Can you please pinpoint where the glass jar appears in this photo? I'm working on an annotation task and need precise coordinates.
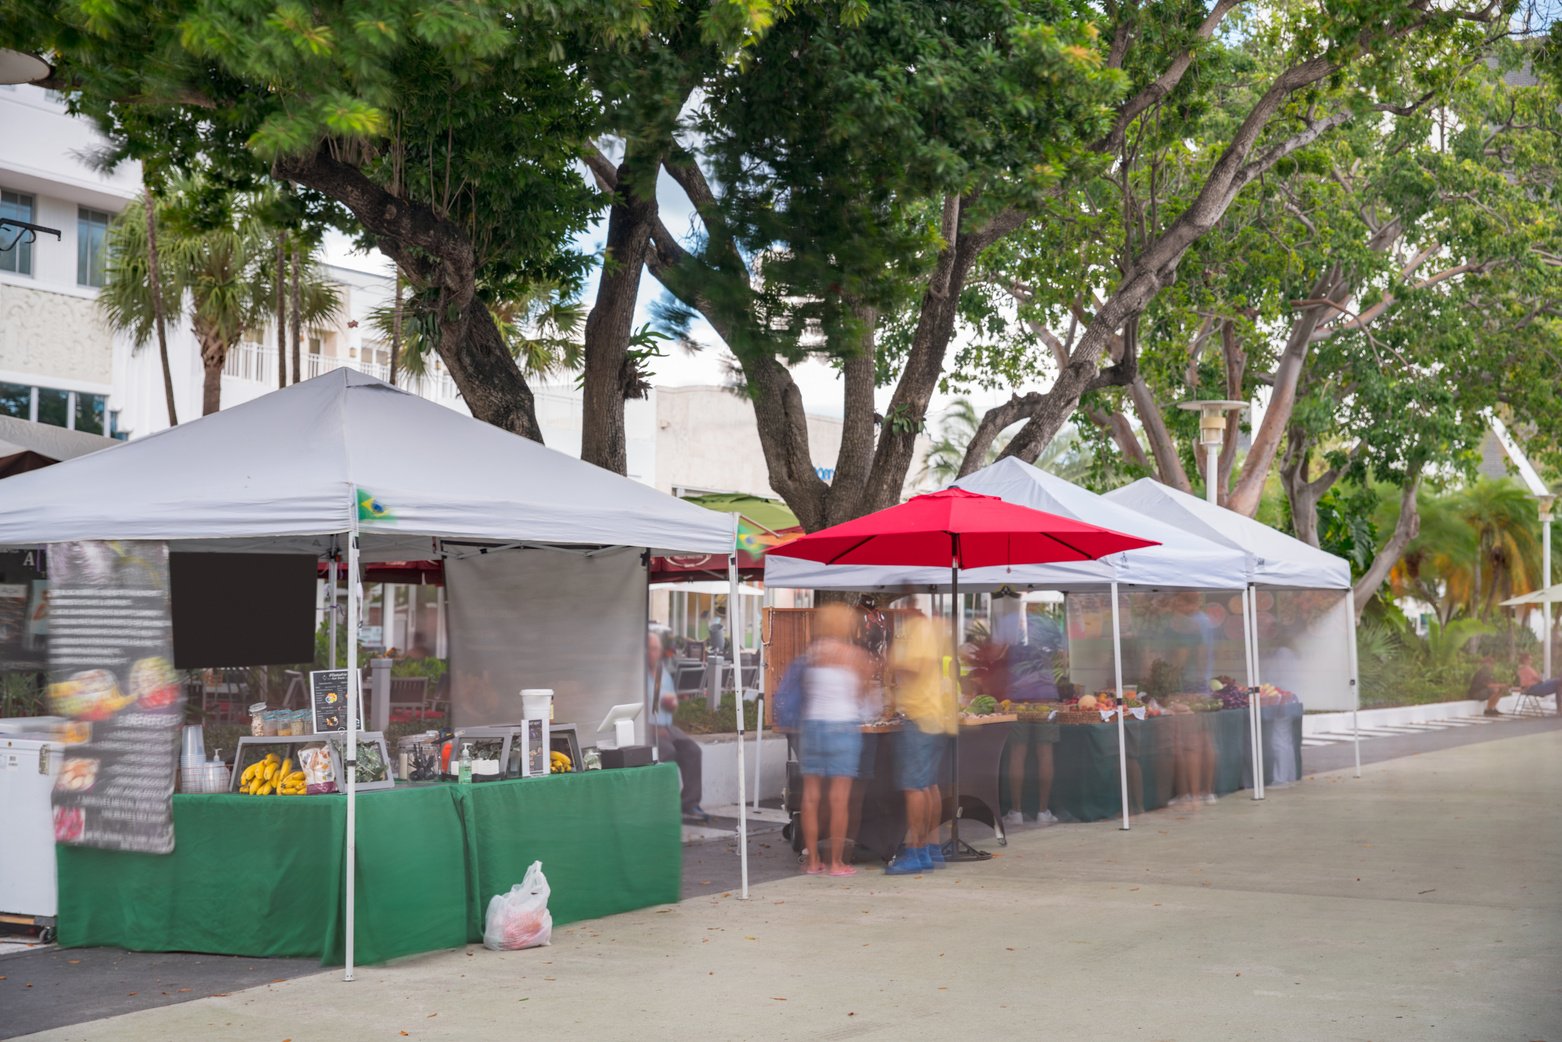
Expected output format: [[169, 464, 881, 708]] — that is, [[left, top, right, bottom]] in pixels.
[[249, 703, 269, 737]]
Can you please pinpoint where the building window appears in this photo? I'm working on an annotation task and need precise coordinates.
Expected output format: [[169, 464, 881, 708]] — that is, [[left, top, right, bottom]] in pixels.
[[77, 207, 111, 288], [73, 392, 106, 435], [0, 382, 31, 420], [0, 189, 36, 276], [35, 386, 69, 428]]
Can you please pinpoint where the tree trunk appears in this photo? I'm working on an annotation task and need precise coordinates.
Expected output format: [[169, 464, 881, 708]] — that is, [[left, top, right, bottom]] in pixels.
[[198, 332, 226, 415], [389, 270, 402, 387], [1353, 473, 1423, 620], [581, 145, 662, 475], [1217, 319, 1245, 501], [273, 146, 543, 440], [289, 243, 302, 383], [275, 231, 288, 387], [143, 185, 178, 427]]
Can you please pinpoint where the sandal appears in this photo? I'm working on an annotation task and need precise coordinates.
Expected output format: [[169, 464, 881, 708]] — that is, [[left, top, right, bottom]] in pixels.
[[828, 865, 857, 877]]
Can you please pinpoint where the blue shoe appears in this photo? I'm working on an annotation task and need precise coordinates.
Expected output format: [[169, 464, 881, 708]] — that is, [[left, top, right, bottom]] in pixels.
[[884, 850, 923, 876], [915, 845, 935, 870], [924, 844, 946, 868]]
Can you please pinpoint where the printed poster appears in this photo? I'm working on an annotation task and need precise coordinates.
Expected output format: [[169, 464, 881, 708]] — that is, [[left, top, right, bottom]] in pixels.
[[47, 541, 182, 854]]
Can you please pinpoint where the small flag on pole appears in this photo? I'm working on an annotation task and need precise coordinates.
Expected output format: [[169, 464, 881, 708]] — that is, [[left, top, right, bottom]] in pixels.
[[357, 488, 392, 521]]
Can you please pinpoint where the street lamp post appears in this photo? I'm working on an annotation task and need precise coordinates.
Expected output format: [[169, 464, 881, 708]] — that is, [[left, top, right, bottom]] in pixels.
[[1177, 400, 1250, 505], [1541, 494, 1555, 686]]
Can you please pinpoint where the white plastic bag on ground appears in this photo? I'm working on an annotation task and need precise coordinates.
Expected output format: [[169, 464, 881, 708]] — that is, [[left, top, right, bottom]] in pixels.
[[483, 860, 553, 951]]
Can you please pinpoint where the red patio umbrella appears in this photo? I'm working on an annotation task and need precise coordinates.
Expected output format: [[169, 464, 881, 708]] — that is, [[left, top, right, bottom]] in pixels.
[[768, 486, 1159, 861]]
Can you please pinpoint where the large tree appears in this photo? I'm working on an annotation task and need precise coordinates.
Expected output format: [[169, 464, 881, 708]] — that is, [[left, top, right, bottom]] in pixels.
[[624, 0, 1526, 531]]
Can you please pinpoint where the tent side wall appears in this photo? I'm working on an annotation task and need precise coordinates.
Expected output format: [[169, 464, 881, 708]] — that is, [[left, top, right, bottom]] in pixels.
[[445, 548, 647, 741]]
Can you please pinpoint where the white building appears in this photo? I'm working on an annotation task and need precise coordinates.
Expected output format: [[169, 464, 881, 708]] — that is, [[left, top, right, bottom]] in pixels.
[[0, 84, 139, 438]]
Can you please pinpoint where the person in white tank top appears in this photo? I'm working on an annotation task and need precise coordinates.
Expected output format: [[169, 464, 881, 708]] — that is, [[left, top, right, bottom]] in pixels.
[[799, 605, 875, 877]]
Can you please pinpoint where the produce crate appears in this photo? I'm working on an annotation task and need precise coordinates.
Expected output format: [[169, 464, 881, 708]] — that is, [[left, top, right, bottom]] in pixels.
[[230, 733, 394, 794]]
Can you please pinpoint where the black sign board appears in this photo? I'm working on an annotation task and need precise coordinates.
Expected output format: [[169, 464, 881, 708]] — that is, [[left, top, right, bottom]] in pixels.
[[310, 669, 352, 733], [48, 541, 182, 854]]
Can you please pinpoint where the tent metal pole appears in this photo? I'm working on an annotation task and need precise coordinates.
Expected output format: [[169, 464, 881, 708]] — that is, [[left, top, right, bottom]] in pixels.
[[344, 507, 360, 982], [1248, 587, 1265, 800], [754, 586, 771, 813], [328, 554, 338, 670], [730, 555, 749, 900], [1110, 581, 1130, 831], [1243, 587, 1260, 801], [1346, 588, 1361, 778]]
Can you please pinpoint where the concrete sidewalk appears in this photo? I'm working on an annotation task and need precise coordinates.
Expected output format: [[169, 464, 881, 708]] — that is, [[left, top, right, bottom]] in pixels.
[[16, 729, 1562, 1042]]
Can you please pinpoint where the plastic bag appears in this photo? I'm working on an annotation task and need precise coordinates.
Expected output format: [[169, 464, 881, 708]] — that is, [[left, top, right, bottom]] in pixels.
[[483, 860, 553, 951]]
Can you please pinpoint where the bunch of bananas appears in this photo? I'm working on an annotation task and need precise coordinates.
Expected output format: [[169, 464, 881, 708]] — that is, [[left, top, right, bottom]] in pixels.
[[240, 753, 307, 795], [549, 750, 572, 774]]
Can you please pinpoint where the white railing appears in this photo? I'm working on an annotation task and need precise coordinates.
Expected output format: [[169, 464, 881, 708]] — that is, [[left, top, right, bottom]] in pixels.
[[222, 341, 465, 408]]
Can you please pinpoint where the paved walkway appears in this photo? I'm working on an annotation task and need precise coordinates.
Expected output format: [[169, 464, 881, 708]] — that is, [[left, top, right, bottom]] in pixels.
[[13, 727, 1560, 1041]]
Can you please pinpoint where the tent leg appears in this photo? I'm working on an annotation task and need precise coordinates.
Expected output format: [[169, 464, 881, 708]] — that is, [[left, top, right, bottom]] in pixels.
[[1347, 588, 1361, 778], [1243, 587, 1260, 801], [344, 512, 360, 983], [328, 553, 338, 670], [1247, 588, 1265, 800], [730, 556, 749, 900], [1110, 581, 1130, 831]]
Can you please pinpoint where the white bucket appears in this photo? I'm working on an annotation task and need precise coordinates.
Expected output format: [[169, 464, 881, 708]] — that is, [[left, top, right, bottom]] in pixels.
[[520, 688, 554, 722]]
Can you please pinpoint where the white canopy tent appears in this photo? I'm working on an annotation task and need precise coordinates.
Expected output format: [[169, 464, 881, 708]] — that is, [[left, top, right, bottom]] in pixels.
[[763, 458, 1259, 828], [0, 369, 738, 974], [0, 415, 117, 473], [1105, 478, 1358, 783]]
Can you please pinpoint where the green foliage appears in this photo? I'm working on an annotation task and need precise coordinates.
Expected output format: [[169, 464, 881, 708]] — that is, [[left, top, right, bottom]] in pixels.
[[390, 656, 447, 685], [0, 672, 45, 718], [1422, 617, 1495, 670], [673, 693, 760, 735]]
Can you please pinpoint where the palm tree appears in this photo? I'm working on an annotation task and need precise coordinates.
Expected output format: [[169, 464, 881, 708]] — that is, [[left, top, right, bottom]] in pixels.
[[919, 397, 1092, 486], [367, 281, 584, 384], [101, 180, 340, 415], [1460, 478, 1543, 619]]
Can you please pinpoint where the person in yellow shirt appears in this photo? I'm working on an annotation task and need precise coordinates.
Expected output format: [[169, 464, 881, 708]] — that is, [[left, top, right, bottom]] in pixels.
[[885, 612, 956, 874]]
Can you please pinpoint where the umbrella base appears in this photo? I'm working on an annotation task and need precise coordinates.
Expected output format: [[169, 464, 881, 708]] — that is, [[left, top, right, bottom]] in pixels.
[[940, 837, 993, 863]]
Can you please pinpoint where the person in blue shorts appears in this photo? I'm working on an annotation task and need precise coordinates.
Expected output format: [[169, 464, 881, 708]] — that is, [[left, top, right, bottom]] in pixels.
[[885, 613, 956, 875], [799, 604, 875, 877]]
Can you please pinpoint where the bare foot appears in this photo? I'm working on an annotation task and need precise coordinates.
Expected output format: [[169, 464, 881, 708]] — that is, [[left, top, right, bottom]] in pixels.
[[828, 865, 857, 877]]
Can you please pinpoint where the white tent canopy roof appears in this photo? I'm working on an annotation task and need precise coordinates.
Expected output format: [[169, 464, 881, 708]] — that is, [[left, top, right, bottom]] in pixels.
[[1105, 478, 1351, 589], [0, 415, 118, 463], [0, 369, 734, 556], [763, 457, 1247, 591]]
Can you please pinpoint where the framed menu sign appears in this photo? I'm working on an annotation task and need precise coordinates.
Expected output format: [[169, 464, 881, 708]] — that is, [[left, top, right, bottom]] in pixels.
[[310, 669, 352, 733]]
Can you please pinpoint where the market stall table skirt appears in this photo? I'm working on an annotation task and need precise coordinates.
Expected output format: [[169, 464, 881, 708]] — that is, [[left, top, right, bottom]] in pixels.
[[55, 764, 682, 965]]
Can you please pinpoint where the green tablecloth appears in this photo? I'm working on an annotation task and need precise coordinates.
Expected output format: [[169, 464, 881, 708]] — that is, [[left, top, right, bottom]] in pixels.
[[57, 764, 682, 965], [1045, 706, 1304, 823]]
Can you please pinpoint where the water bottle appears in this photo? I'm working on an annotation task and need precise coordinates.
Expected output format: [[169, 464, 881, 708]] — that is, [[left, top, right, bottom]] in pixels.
[[458, 743, 473, 785]]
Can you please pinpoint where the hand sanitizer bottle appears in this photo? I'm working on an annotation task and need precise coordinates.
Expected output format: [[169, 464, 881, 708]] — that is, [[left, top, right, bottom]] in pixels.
[[458, 742, 473, 785]]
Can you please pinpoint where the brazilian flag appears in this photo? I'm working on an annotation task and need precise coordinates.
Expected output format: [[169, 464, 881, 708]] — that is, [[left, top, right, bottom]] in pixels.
[[356, 488, 393, 522]]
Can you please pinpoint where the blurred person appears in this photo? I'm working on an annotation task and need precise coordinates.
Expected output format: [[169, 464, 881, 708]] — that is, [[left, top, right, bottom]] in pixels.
[[885, 612, 956, 874], [707, 610, 726, 657], [647, 630, 706, 822], [1503, 652, 1560, 714], [800, 603, 875, 877], [1469, 655, 1502, 715], [1003, 613, 1062, 827]]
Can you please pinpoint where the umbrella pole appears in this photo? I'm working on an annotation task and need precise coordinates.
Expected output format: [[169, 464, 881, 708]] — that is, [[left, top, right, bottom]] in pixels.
[[1110, 581, 1130, 831], [1346, 588, 1361, 778], [943, 557, 991, 862]]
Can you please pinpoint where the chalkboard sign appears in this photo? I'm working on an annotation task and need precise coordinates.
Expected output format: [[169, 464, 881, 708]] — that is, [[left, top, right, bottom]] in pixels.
[[310, 669, 352, 733]]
